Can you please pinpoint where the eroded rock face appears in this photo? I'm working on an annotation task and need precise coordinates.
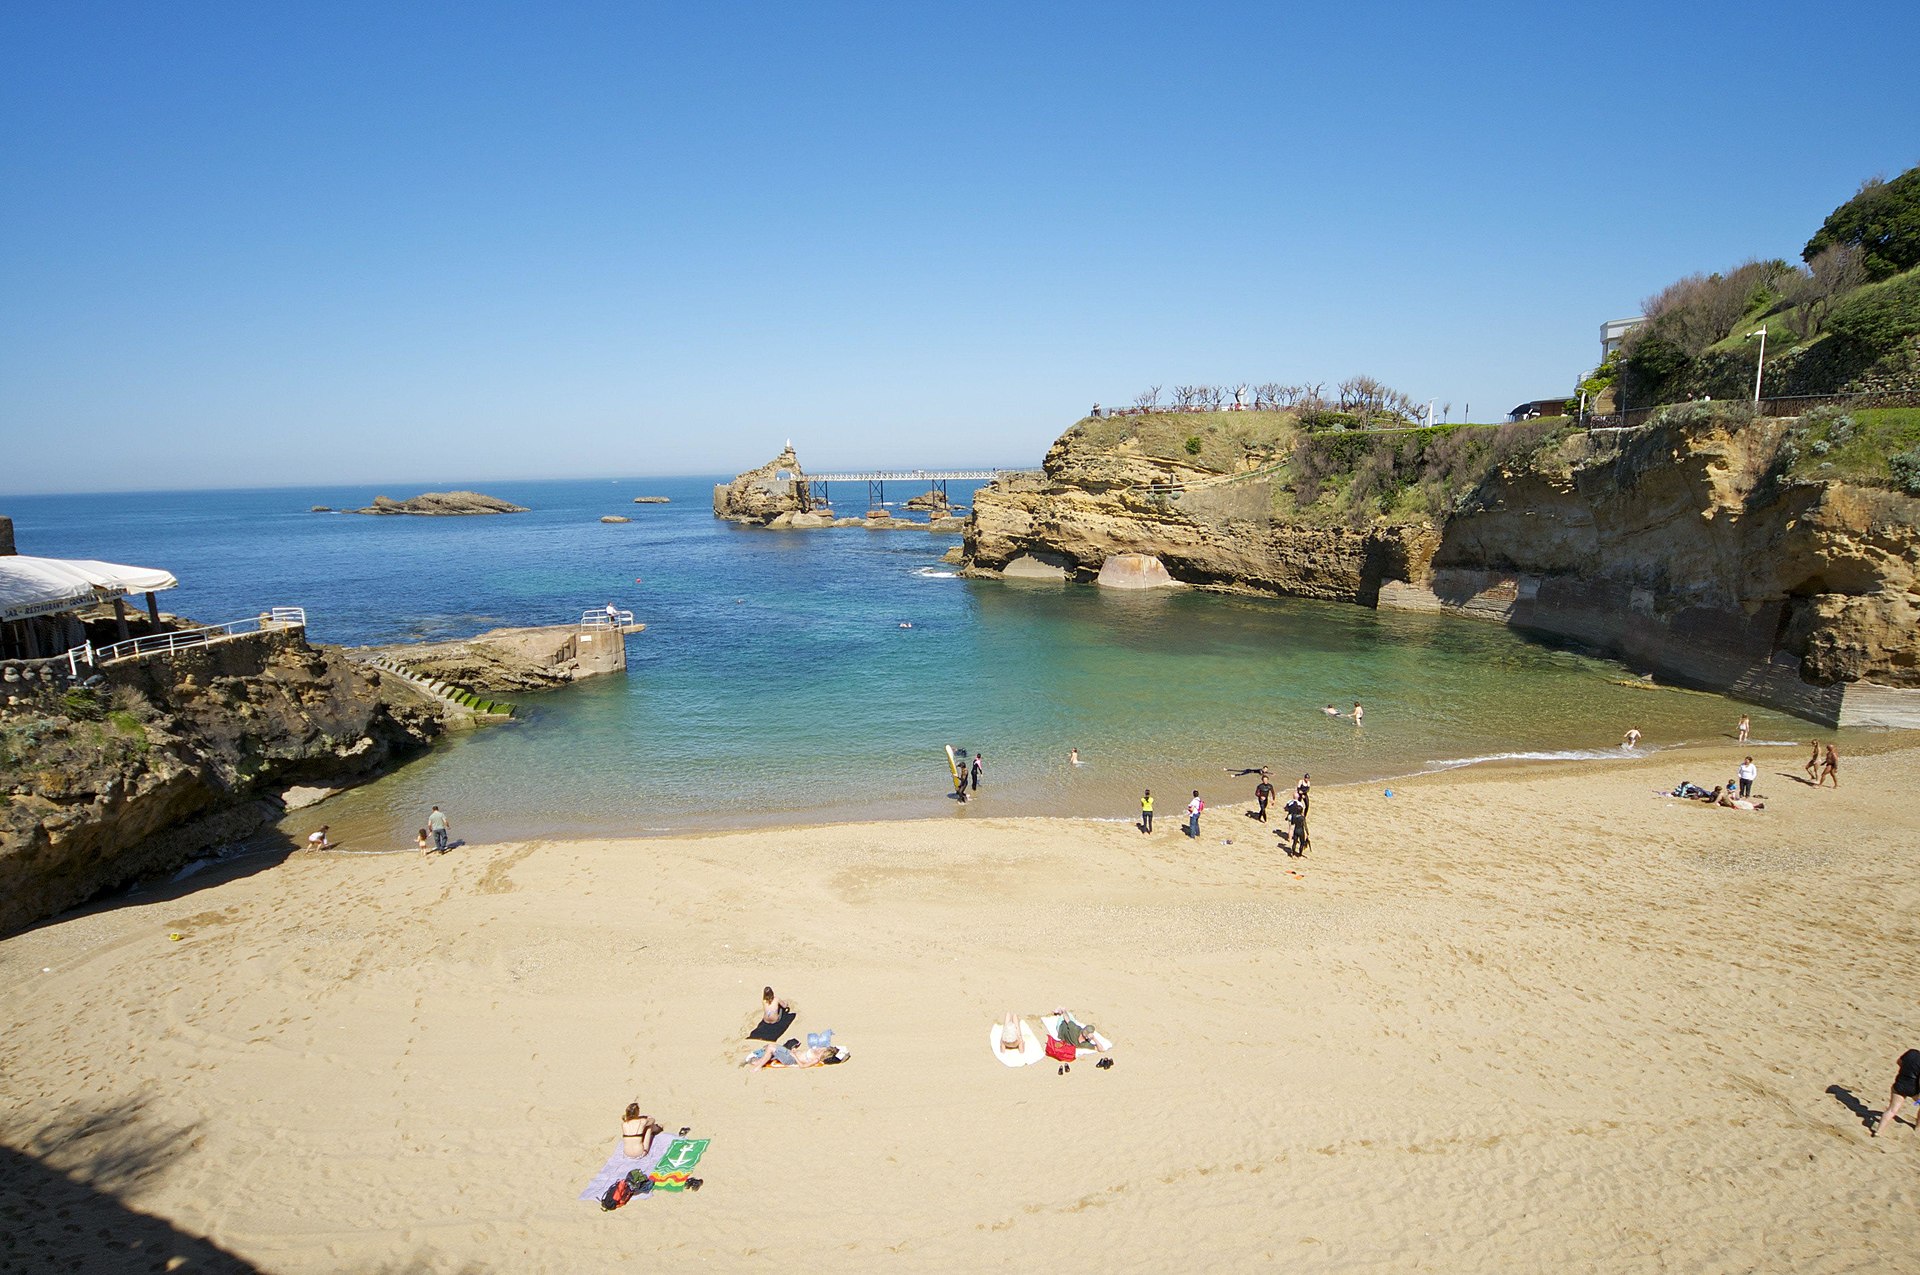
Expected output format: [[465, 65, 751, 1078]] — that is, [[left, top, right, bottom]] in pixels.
[[343, 491, 528, 516], [963, 414, 1920, 715], [713, 448, 811, 524], [0, 629, 441, 936], [1098, 553, 1179, 589]]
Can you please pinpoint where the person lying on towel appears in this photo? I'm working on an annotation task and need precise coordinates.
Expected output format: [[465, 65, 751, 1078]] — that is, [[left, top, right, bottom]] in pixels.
[[744, 1041, 849, 1068], [1053, 1013, 1108, 1050]]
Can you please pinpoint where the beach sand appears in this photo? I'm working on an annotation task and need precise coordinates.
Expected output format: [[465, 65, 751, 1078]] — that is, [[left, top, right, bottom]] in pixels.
[[4, 742, 1919, 1272]]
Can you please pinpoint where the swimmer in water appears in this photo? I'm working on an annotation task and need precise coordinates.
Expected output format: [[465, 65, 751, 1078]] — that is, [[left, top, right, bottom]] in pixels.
[[1623, 727, 1642, 749], [1323, 704, 1340, 716], [899, 622, 912, 628], [1069, 748, 1083, 766]]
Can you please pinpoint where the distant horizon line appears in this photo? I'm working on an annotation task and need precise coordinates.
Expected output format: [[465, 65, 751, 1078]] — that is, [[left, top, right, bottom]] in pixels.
[[0, 464, 1037, 503]]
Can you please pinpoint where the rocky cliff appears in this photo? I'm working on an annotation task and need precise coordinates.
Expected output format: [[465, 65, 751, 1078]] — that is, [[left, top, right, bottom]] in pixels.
[[713, 447, 812, 524], [0, 628, 441, 935], [965, 409, 1920, 725]]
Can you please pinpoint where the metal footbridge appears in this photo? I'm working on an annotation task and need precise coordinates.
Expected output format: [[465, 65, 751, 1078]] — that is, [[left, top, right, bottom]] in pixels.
[[805, 468, 1038, 509]]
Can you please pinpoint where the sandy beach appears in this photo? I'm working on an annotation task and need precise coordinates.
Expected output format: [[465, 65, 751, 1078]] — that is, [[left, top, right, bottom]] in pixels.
[[5, 741, 1920, 1273]]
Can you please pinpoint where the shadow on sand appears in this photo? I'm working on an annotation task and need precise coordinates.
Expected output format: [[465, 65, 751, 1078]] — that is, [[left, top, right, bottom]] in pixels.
[[0, 1098, 260, 1274]]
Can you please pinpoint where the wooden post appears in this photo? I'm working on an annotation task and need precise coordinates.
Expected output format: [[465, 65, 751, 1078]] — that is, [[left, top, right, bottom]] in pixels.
[[145, 591, 161, 627], [113, 596, 130, 641]]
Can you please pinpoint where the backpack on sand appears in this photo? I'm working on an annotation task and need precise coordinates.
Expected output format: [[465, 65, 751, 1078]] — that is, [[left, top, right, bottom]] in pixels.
[[600, 1178, 633, 1211]]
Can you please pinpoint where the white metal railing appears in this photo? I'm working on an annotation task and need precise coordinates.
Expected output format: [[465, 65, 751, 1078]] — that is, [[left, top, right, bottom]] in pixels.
[[580, 608, 635, 630], [91, 607, 307, 666]]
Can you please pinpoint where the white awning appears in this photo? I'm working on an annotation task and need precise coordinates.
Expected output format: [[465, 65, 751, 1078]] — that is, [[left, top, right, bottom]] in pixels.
[[0, 556, 179, 623]]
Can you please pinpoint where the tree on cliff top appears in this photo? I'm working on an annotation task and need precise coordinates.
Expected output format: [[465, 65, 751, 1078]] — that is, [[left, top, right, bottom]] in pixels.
[[1804, 166, 1920, 282]]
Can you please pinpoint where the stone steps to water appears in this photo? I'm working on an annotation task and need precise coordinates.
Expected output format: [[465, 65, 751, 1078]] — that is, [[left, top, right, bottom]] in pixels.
[[358, 656, 515, 720]]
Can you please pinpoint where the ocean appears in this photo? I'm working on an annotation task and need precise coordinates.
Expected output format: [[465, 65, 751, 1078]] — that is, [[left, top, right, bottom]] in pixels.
[[2, 476, 1819, 846]]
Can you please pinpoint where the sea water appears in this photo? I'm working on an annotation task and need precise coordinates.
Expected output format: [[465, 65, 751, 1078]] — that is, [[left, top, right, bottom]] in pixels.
[[2, 476, 1816, 845]]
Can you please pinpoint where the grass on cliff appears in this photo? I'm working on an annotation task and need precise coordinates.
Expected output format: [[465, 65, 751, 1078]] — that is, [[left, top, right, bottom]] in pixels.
[[1063, 410, 1586, 527], [1785, 406, 1920, 492], [1067, 410, 1298, 474]]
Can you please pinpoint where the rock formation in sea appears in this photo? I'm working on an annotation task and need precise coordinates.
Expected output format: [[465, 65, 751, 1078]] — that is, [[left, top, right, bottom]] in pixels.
[[631, 496, 671, 504], [713, 446, 812, 524], [600, 515, 631, 523], [963, 407, 1920, 726], [343, 491, 529, 516], [0, 626, 442, 935]]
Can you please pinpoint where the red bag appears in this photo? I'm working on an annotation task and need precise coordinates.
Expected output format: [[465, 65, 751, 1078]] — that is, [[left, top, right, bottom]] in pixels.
[[1044, 1035, 1076, 1062]]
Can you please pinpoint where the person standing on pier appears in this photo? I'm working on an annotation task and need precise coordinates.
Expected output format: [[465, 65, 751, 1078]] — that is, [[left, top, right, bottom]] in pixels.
[[970, 752, 984, 793]]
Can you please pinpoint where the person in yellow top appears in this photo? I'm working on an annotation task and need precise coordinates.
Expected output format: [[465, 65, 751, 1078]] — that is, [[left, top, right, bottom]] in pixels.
[[1140, 789, 1154, 834]]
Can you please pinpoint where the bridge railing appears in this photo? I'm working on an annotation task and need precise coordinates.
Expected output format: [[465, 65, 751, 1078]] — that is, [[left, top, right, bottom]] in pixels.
[[91, 607, 308, 668]]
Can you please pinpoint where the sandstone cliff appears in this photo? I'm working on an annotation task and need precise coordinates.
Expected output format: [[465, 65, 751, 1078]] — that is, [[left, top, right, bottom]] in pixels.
[[964, 409, 1920, 725], [713, 447, 812, 524], [343, 491, 528, 516], [0, 628, 441, 935]]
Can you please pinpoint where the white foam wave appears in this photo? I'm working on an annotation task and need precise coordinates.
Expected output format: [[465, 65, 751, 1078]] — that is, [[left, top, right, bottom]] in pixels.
[[1420, 748, 1642, 773], [913, 568, 957, 578]]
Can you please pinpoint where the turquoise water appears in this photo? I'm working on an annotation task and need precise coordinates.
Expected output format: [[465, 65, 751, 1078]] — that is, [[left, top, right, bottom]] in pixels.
[[2, 477, 1815, 844]]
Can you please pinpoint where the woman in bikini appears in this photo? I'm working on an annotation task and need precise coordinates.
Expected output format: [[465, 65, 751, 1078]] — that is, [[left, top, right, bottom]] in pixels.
[[621, 1103, 663, 1157], [1805, 741, 1822, 783]]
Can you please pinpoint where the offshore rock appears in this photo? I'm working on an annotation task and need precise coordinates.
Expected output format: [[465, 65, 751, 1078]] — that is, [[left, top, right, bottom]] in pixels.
[[344, 491, 528, 516], [631, 496, 671, 504], [713, 447, 811, 525]]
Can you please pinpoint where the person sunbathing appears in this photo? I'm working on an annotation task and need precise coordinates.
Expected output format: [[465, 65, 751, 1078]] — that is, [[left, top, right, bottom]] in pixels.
[[620, 1103, 663, 1157], [745, 1042, 848, 1068], [1052, 1011, 1108, 1051], [998, 1012, 1025, 1055]]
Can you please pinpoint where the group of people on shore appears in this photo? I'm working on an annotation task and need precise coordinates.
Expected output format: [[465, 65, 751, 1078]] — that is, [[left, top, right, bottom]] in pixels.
[[1130, 767, 1310, 856]]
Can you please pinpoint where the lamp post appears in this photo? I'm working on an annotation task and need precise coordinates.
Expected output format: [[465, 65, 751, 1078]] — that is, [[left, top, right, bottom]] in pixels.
[[1747, 325, 1768, 407]]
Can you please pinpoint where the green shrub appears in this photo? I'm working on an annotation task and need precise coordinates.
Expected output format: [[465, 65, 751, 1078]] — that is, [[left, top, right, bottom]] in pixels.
[[60, 687, 104, 720], [1826, 269, 1920, 357], [1890, 446, 1920, 495], [1183, 435, 1202, 455]]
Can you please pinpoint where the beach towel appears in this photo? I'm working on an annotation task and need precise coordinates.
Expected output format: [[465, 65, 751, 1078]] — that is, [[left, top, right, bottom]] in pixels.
[[578, 1138, 668, 1203], [1042, 1014, 1113, 1058], [748, 1009, 796, 1042], [647, 1137, 710, 1191], [988, 1018, 1044, 1067]]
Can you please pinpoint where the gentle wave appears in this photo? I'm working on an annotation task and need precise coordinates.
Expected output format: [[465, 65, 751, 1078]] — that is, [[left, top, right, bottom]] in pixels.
[[913, 567, 957, 578], [1419, 747, 1648, 773]]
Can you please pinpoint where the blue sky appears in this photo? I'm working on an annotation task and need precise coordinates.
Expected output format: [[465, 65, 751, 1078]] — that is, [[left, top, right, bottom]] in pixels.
[[3, 1, 1916, 494]]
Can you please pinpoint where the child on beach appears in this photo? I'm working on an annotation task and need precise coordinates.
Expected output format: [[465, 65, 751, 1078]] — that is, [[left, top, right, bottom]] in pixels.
[[416, 829, 430, 855], [306, 826, 331, 849], [1872, 1048, 1920, 1136]]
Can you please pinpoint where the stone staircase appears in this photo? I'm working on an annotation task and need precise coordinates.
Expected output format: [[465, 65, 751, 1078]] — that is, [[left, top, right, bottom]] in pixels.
[[360, 655, 515, 724]]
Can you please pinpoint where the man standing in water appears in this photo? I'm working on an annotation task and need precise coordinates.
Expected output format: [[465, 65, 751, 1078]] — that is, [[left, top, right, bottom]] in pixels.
[[970, 752, 984, 793], [1186, 790, 1204, 839], [427, 804, 450, 853]]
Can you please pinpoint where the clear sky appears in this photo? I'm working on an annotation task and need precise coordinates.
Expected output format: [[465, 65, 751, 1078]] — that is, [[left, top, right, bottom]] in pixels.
[[3, 1, 1916, 494]]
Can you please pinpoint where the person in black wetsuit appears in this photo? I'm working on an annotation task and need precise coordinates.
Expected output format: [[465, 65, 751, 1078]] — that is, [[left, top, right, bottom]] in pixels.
[[1253, 776, 1275, 823], [1873, 1048, 1920, 1136]]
